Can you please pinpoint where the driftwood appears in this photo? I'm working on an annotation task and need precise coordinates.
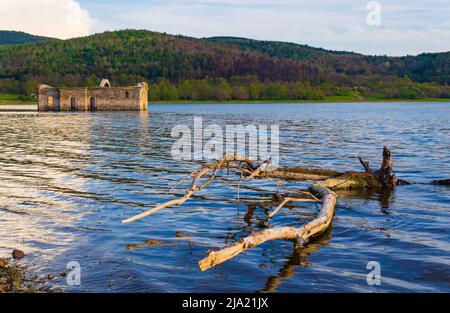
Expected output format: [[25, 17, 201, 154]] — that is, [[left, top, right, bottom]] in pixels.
[[198, 185, 337, 271], [197, 147, 400, 271], [311, 146, 399, 191], [257, 146, 400, 192], [262, 167, 342, 181], [122, 146, 430, 272]]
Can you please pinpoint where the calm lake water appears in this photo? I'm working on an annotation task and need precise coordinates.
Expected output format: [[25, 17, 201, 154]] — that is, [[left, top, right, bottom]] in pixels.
[[0, 102, 449, 292]]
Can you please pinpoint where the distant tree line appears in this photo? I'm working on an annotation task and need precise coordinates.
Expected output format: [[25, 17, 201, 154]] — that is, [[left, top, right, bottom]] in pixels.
[[146, 76, 450, 101], [1, 74, 449, 102], [0, 29, 449, 101]]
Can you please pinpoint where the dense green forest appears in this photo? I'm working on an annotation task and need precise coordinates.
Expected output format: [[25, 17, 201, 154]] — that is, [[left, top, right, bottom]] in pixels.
[[0, 29, 449, 102], [0, 30, 54, 45]]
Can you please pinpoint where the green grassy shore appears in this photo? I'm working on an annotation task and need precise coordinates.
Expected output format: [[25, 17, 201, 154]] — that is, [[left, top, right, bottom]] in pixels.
[[153, 97, 450, 104], [1, 92, 449, 106], [0, 93, 34, 105]]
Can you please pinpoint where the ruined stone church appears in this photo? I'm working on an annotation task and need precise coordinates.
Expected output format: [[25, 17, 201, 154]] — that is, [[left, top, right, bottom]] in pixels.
[[38, 79, 149, 112]]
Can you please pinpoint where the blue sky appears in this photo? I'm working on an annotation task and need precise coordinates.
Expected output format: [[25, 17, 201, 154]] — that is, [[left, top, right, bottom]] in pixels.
[[1, 0, 449, 56]]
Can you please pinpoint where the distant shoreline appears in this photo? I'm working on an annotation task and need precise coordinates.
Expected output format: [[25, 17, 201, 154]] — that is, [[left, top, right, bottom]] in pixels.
[[1, 98, 450, 110], [152, 98, 450, 104]]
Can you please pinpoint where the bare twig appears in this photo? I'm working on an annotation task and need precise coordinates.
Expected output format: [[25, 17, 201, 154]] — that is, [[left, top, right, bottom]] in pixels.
[[122, 154, 257, 224], [358, 156, 372, 173]]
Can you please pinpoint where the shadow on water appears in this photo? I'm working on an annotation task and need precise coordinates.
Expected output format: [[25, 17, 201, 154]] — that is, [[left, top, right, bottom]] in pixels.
[[259, 228, 333, 293], [337, 188, 395, 213]]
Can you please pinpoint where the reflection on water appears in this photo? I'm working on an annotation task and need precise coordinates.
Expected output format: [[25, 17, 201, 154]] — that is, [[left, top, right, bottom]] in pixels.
[[0, 102, 450, 292], [260, 229, 333, 293]]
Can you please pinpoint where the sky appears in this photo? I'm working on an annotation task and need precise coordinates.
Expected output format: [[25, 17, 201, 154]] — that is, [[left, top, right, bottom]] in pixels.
[[0, 0, 449, 56]]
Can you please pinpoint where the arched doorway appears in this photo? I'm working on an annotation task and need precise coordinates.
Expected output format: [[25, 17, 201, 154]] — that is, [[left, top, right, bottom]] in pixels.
[[48, 96, 60, 112], [90, 97, 96, 111], [70, 97, 77, 111]]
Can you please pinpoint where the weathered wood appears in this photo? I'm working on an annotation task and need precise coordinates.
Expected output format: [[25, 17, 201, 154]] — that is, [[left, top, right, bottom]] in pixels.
[[314, 171, 382, 190], [255, 147, 400, 192], [358, 156, 372, 173], [198, 185, 337, 271], [261, 167, 342, 181], [312, 146, 399, 191], [376, 146, 397, 187]]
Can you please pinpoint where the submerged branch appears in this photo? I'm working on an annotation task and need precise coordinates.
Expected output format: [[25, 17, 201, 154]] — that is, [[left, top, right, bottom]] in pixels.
[[268, 197, 320, 219], [122, 146, 441, 273], [198, 185, 337, 271], [122, 154, 259, 224]]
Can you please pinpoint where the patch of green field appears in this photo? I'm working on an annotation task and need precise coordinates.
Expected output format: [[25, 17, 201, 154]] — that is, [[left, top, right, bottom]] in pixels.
[[0, 93, 34, 105]]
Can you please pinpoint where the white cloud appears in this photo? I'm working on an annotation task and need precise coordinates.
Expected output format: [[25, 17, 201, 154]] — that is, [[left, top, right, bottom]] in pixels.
[[2, 0, 449, 55], [0, 0, 94, 39]]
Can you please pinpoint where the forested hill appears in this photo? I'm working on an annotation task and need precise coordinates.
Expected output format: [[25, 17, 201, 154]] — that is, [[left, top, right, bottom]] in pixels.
[[0, 29, 449, 101], [0, 30, 55, 45], [206, 36, 450, 85], [205, 36, 345, 60]]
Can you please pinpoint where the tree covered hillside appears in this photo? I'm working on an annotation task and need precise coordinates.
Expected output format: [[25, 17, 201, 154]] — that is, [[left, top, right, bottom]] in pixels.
[[0, 29, 449, 101], [0, 30, 55, 45]]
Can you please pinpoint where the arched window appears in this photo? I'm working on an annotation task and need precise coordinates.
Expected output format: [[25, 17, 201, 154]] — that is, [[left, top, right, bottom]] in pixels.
[[100, 79, 111, 88], [70, 97, 77, 111], [125, 91, 130, 99]]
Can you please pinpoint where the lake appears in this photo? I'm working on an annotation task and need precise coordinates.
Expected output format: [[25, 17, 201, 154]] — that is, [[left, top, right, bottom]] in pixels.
[[0, 102, 449, 292]]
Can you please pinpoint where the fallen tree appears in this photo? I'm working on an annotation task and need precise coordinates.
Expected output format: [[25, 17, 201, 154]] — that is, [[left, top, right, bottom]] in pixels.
[[122, 146, 417, 271], [312, 146, 399, 190]]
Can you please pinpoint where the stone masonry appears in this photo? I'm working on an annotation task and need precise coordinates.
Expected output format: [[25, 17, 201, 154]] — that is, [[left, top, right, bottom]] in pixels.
[[38, 79, 149, 112]]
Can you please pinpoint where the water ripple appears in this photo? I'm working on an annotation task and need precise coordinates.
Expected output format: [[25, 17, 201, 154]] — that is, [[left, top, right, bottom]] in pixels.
[[0, 103, 449, 292]]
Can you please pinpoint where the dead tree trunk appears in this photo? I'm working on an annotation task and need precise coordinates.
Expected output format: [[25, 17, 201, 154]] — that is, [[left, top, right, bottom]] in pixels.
[[312, 146, 399, 191], [376, 146, 397, 187], [121, 146, 419, 272]]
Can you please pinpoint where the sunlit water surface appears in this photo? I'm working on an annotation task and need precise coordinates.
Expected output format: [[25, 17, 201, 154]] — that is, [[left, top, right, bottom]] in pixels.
[[0, 102, 449, 292]]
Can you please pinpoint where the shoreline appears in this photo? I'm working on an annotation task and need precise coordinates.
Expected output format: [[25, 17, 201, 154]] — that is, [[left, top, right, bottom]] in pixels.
[[0, 257, 51, 293], [1, 98, 449, 110], [151, 98, 450, 104]]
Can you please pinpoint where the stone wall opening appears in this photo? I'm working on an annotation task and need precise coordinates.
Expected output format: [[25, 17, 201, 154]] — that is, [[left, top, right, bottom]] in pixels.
[[47, 96, 60, 111], [90, 97, 96, 111], [100, 79, 111, 88], [70, 97, 77, 111]]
